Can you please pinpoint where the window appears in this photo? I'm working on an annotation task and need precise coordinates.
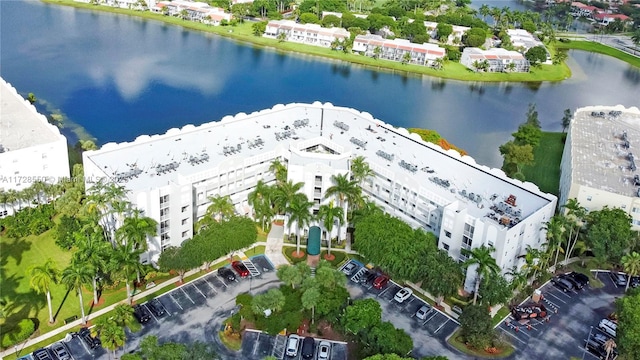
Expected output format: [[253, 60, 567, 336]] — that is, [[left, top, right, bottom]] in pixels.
[[160, 195, 169, 204], [587, 196, 592, 201], [182, 205, 189, 213], [182, 231, 189, 238], [160, 208, 169, 217], [444, 231, 451, 238], [443, 243, 450, 251], [161, 233, 170, 241], [182, 218, 188, 225]]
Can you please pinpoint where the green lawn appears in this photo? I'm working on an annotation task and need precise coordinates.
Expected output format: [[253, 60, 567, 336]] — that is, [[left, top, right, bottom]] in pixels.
[[43, 0, 571, 82], [554, 39, 640, 68], [522, 132, 565, 196]]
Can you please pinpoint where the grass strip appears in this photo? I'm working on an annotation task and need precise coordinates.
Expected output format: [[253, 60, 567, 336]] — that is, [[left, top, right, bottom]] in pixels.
[[522, 131, 565, 196], [554, 39, 640, 68]]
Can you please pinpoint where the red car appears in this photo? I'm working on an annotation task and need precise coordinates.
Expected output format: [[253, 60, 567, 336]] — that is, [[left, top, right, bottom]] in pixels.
[[231, 261, 249, 277], [373, 275, 389, 290]]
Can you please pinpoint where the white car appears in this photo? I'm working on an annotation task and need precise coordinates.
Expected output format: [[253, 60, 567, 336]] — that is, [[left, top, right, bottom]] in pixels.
[[286, 335, 300, 357], [415, 305, 431, 320], [317, 340, 331, 359], [394, 287, 413, 303]]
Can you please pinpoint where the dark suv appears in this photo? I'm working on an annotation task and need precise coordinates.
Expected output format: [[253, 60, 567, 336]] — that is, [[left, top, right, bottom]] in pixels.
[[568, 272, 590, 287], [78, 327, 101, 349], [133, 304, 152, 324], [301, 337, 315, 359], [560, 273, 584, 290], [218, 267, 237, 281], [551, 276, 574, 292], [147, 299, 166, 317]]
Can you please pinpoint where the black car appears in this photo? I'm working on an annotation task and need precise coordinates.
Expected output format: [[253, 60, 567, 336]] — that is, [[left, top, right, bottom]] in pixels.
[[551, 277, 574, 292], [32, 348, 54, 360], [365, 271, 378, 284], [133, 304, 152, 324], [301, 337, 316, 359], [585, 339, 607, 359], [147, 299, 166, 317], [630, 275, 640, 288], [568, 272, 590, 287], [78, 327, 101, 349], [218, 267, 237, 282], [50, 342, 71, 360], [591, 332, 610, 347], [560, 273, 584, 290]]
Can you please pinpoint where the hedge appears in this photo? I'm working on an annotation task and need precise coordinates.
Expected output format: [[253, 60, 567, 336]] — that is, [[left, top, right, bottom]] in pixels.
[[1, 318, 35, 348]]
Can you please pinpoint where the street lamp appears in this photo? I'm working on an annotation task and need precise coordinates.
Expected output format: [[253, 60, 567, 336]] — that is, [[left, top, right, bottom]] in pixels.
[[581, 326, 593, 360]]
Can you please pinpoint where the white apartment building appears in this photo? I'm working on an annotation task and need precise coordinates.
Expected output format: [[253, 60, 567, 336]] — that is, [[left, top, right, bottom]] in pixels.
[[353, 34, 446, 66], [263, 20, 350, 48], [460, 47, 530, 73], [83, 103, 556, 289], [152, 0, 231, 24], [0, 78, 70, 209], [506, 29, 545, 53], [560, 105, 640, 229]]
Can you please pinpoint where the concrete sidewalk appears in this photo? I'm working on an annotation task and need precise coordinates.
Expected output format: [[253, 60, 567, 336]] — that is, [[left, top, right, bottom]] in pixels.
[[264, 223, 289, 268]]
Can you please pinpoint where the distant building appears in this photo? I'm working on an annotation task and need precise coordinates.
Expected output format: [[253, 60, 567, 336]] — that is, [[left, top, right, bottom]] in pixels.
[[592, 12, 632, 25], [353, 34, 446, 66], [560, 105, 640, 229], [0, 78, 70, 211], [571, 2, 602, 17], [263, 20, 350, 48], [506, 29, 545, 52], [83, 102, 556, 291], [424, 21, 469, 45], [152, 0, 231, 25], [460, 48, 530, 73]]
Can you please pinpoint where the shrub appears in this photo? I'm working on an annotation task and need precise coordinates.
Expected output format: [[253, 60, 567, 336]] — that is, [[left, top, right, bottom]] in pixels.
[[1, 318, 35, 348]]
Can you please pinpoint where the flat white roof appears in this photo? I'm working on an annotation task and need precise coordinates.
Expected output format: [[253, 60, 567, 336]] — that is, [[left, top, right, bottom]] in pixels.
[[569, 105, 640, 197], [85, 102, 554, 220], [0, 78, 64, 152]]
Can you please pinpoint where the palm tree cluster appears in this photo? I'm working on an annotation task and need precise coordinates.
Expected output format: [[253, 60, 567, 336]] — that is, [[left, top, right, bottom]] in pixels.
[[0, 180, 65, 213], [248, 157, 374, 257]]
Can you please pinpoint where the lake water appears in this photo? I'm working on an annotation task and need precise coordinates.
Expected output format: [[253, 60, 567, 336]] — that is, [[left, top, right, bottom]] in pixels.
[[1, 0, 638, 167]]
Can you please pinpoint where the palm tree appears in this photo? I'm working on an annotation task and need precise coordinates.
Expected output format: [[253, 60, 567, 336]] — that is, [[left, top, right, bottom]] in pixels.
[[116, 209, 157, 265], [350, 156, 374, 187], [350, 200, 382, 226], [462, 245, 500, 305], [73, 232, 111, 305], [29, 259, 60, 324], [269, 158, 288, 185], [324, 173, 361, 243], [631, 29, 640, 55], [603, 338, 616, 360], [286, 194, 314, 255], [110, 243, 145, 305], [542, 215, 566, 269], [91, 317, 126, 360], [317, 201, 344, 258], [248, 180, 273, 230], [62, 262, 93, 324], [521, 245, 544, 283], [196, 195, 235, 232], [621, 252, 640, 291], [479, 4, 490, 22], [562, 199, 587, 265], [273, 180, 304, 217]]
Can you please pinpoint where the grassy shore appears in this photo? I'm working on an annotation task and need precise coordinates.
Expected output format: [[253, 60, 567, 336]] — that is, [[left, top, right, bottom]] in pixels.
[[42, 0, 571, 82], [555, 39, 640, 68], [522, 132, 565, 196]]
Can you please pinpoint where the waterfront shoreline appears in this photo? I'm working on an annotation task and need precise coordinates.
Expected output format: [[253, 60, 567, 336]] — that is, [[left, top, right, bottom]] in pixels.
[[42, 0, 573, 83]]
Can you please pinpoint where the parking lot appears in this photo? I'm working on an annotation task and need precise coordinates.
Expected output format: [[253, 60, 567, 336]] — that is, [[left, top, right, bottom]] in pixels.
[[24, 255, 281, 360], [339, 260, 462, 359], [496, 270, 625, 360], [240, 331, 348, 360]]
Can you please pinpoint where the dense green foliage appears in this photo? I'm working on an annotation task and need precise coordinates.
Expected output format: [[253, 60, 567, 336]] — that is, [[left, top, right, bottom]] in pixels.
[[525, 46, 548, 65], [1, 318, 35, 348], [459, 304, 494, 349], [585, 207, 633, 264], [477, 272, 512, 306], [0, 204, 55, 238], [343, 299, 382, 334], [120, 335, 218, 360], [499, 103, 542, 180], [462, 28, 487, 47], [616, 288, 640, 359]]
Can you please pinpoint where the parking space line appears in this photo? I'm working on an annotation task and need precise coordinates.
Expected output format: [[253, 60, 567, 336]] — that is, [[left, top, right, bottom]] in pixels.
[[499, 328, 527, 345], [544, 291, 567, 304], [77, 336, 92, 355], [578, 345, 600, 359], [252, 333, 261, 355], [144, 303, 159, 322], [193, 283, 207, 299], [205, 278, 218, 294], [217, 275, 229, 288], [181, 287, 196, 304], [434, 319, 449, 333], [169, 293, 183, 310], [378, 287, 390, 297], [158, 299, 172, 316]]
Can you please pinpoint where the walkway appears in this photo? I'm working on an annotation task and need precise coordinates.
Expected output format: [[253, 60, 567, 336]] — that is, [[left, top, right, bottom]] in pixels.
[[264, 223, 289, 268]]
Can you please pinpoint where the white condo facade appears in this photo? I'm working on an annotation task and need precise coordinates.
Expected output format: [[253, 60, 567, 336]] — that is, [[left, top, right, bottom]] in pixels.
[[353, 34, 446, 66], [560, 105, 640, 228], [83, 103, 556, 289], [0, 78, 70, 212], [263, 20, 350, 48]]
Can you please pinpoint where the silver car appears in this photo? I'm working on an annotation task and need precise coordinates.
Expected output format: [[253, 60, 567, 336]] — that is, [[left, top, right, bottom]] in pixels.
[[415, 305, 431, 320], [50, 342, 71, 360], [317, 341, 331, 359]]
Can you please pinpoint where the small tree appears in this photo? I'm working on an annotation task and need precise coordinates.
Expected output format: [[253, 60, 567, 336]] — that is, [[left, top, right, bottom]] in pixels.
[[561, 108, 572, 133], [525, 45, 547, 66], [459, 304, 494, 349]]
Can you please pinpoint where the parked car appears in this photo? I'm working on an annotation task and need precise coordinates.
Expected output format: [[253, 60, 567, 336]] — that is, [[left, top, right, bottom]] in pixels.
[[585, 339, 608, 359], [317, 340, 331, 359], [147, 299, 166, 317], [415, 305, 431, 320], [591, 332, 610, 346], [609, 271, 627, 287], [598, 318, 617, 338], [365, 271, 378, 284], [32, 349, 54, 360], [372, 275, 389, 290], [560, 273, 584, 290], [568, 272, 590, 287], [286, 335, 300, 357], [551, 276, 574, 292], [50, 342, 71, 360], [133, 304, 152, 324], [301, 337, 315, 359], [342, 262, 358, 276], [394, 287, 413, 303], [78, 327, 101, 349], [231, 261, 250, 278], [631, 275, 640, 288], [354, 269, 370, 283], [218, 267, 237, 281]]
